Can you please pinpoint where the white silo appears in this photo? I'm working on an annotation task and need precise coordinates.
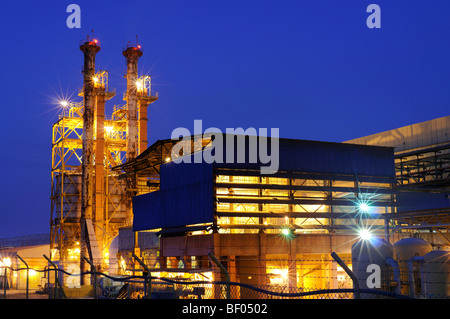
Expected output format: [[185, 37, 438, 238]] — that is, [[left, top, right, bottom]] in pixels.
[[393, 237, 432, 296], [351, 237, 393, 298]]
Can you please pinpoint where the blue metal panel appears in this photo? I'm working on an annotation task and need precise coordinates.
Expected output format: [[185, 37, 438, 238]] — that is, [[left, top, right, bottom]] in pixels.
[[397, 192, 450, 213], [133, 191, 163, 231], [133, 161, 214, 231], [211, 136, 394, 178]]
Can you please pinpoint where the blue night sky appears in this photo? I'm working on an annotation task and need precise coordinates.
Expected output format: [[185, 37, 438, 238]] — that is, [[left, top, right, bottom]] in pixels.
[[0, 1, 449, 238]]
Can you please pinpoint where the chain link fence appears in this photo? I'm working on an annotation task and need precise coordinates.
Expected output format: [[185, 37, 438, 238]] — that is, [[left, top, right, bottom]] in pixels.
[[2, 256, 448, 300]]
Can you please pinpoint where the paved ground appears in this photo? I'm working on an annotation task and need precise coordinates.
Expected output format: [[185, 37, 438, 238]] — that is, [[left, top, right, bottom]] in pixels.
[[0, 289, 49, 299]]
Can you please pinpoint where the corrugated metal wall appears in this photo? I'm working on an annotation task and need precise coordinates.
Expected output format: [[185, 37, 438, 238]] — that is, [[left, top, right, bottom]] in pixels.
[[345, 115, 450, 152], [133, 136, 394, 231], [214, 136, 394, 178], [133, 161, 214, 231]]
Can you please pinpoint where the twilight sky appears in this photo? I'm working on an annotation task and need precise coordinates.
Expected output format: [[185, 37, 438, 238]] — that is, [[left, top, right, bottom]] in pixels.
[[0, 0, 449, 238]]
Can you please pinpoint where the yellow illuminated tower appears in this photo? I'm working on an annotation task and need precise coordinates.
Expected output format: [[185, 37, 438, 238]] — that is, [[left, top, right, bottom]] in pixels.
[[50, 36, 158, 278]]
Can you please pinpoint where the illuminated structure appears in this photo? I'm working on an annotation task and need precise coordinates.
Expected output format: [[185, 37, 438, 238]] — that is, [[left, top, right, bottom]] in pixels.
[[50, 36, 158, 275], [346, 116, 450, 243], [116, 135, 396, 296]]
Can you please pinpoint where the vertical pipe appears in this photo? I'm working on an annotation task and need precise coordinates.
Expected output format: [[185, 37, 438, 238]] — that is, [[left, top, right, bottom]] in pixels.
[[123, 44, 143, 230], [80, 38, 100, 285], [123, 45, 143, 162], [95, 93, 106, 263], [138, 99, 149, 155]]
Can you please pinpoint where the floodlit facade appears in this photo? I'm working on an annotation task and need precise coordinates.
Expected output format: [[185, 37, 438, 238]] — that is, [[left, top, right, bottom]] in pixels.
[[0, 244, 49, 291]]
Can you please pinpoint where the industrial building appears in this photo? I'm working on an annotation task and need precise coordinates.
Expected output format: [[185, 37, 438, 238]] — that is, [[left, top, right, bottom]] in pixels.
[[0, 234, 49, 292], [114, 117, 450, 298], [115, 134, 397, 295]]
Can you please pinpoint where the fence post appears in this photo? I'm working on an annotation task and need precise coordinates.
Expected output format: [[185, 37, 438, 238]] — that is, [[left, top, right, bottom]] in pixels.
[[132, 252, 152, 299], [208, 252, 230, 299], [43, 255, 58, 299], [80, 254, 97, 299], [331, 252, 360, 299], [16, 255, 29, 299], [2, 263, 7, 299]]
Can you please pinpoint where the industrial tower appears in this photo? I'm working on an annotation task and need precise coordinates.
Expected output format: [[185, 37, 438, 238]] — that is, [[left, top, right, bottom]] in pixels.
[[50, 36, 158, 277]]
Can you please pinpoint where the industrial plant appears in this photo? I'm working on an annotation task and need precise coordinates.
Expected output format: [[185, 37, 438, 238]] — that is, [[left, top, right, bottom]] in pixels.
[[0, 36, 449, 300]]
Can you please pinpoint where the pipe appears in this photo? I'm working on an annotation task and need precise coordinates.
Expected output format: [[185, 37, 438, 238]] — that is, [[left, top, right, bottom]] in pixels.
[[385, 257, 401, 295], [331, 252, 360, 299], [132, 252, 152, 299], [79, 38, 100, 285], [123, 45, 142, 162], [16, 255, 29, 299], [407, 256, 424, 297], [208, 252, 230, 299]]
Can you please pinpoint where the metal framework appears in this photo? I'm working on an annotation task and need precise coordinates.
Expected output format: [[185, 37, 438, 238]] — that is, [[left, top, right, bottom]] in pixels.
[[385, 143, 450, 237], [396, 143, 450, 187], [212, 169, 396, 236], [50, 60, 158, 269]]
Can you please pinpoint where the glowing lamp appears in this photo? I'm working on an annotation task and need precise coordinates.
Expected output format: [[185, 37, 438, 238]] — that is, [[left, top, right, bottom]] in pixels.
[[359, 203, 370, 213], [358, 229, 372, 240], [1, 258, 11, 267], [136, 80, 144, 91], [60, 101, 69, 107]]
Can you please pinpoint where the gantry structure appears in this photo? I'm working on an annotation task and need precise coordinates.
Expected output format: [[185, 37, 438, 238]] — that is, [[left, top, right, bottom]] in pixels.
[[50, 36, 158, 275]]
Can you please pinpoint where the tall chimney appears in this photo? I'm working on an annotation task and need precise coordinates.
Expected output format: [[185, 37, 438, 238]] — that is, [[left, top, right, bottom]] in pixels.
[[79, 36, 100, 284], [123, 44, 143, 161]]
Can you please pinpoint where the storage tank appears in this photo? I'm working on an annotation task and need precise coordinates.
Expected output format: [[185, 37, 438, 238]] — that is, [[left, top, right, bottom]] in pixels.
[[393, 237, 432, 295], [352, 237, 393, 298], [423, 250, 450, 298]]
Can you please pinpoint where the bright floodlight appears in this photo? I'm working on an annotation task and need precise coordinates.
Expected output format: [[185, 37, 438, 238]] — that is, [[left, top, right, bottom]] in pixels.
[[104, 126, 113, 133], [359, 202, 370, 213], [282, 228, 290, 236], [359, 229, 372, 240], [60, 101, 69, 107]]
